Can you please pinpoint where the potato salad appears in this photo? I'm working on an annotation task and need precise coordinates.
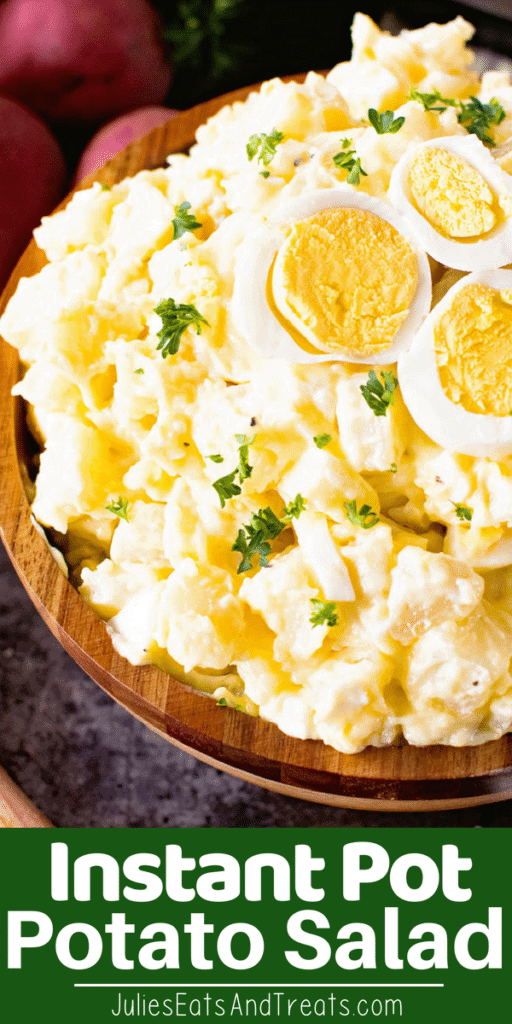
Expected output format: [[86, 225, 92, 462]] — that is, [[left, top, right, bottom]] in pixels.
[[6, 12, 512, 753]]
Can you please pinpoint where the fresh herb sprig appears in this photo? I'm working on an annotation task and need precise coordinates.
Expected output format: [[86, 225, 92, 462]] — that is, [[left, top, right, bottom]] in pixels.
[[172, 201, 202, 240], [407, 88, 458, 113], [310, 599, 339, 628], [333, 139, 367, 185], [235, 434, 255, 483], [344, 499, 380, 530], [313, 433, 332, 449], [457, 96, 505, 146], [154, 298, 209, 358], [408, 88, 505, 145], [232, 494, 306, 573], [212, 434, 255, 506], [282, 494, 307, 520], [360, 370, 397, 417], [368, 108, 405, 134], [247, 128, 285, 166], [213, 468, 242, 508], [452, 502, 473, 522], [106, 496, 130, 521]]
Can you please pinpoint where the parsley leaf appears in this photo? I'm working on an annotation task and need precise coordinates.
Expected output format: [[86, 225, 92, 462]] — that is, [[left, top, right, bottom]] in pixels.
[[232, 496, 305, 573], [390, 462, 398, 473], [457, 96, 505, 146], [172, 200, 202, 240], [407, 88, 458, 113], [212, 434, 256, 505], [333, 139, 367, 184], [260, 170, 270, 178], [360, 370, 397, 417], [452, 502, 473, 522], [344, 499, 380, 530], [134, 368, 144, 374], [368, 108, 405, 134], [213, 468, 242, 508], [310, 598, 339, 628], [106, 496, 130, 521], [235, 434, 256, 484], [154, 298, 209, 358], [216, 697, 228, 706], [282, 494, 307, 520], [313, 433, 332, 449], [232, 510, 282, 573], [246, 129, 285, 166]]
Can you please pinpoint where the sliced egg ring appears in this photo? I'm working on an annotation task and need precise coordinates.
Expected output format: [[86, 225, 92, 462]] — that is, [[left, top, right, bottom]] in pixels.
[[398, 269, 512, 458], [232, 188, 432, 364], [389, 135, 512, 273]]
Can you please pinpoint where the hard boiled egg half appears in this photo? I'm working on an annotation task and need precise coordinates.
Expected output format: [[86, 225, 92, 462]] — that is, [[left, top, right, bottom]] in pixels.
[[398, 268, 512, 457], [232, 188, 431, 364], [389, 135, 512, 272]]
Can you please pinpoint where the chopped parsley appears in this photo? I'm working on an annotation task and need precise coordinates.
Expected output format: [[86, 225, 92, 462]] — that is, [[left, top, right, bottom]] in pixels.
[[344, 499, 380, 530], [213, 468, 242, 508], [100, 183, 111, 191], [260, 170, 270, 178], [333, 138, 367, 185], [310, 598, 339, 628], [390, 462, 398, 473], [282, 494, 307, 520], [154, 298, 209, 358], [246, 129, 285, 166], [360, 370, 397, 417], [235, 434, 256, 484], [216, 696, 228, 706], [134, 368, 144, 374], [212, 434, 256, 505], [172, 200, 202, 240], [232, 507, 285, 573], [452, 502, 473, 522], [368, 108, 405, 134], [408, 88, 505, 145], [407, 88, 458, 113], [232, 495, 305, 574], [457, 96, 505, 146], [313, 433, 332, 449], [105, 496, 130, 521]]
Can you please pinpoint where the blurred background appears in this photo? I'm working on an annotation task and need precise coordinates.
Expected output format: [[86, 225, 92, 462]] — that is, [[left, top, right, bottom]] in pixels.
[[3, 0, 512, 827]]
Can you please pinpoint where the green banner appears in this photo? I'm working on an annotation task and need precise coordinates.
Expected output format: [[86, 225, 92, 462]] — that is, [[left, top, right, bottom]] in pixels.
[[0, 829, 508, 1022]]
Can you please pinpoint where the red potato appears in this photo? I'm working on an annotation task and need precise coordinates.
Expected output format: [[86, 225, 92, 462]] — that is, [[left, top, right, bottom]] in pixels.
[[0, 0, 172, 124], [0, 95, 65, 290], [75, 104, 179, 182]]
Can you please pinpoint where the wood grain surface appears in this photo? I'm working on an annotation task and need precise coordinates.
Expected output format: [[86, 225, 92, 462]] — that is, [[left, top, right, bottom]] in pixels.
[[2, 80, 512, 812], [0, 766, 53, 828]]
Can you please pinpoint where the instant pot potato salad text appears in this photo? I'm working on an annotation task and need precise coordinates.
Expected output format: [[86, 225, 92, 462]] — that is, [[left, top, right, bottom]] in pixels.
[[7, 13, 512, 752]]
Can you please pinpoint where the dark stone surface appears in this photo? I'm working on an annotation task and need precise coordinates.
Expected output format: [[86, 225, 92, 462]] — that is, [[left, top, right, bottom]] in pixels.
[[1, 542, 511, 828]]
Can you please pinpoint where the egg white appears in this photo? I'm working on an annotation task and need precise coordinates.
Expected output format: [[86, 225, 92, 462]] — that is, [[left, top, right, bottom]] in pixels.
[[232, 187, 432, 364], [389, 135, 512, 272], [398, 268, 512, 458]]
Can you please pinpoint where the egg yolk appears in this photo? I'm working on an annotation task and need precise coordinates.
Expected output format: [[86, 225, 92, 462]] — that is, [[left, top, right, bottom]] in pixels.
[[435, 283, 512, 415], [409, 148, 501, 239], [272, 207, 418, 356]]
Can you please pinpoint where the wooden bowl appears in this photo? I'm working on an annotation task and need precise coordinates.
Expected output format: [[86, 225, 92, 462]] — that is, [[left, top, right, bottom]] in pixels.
[[2, 81, 512, 813]]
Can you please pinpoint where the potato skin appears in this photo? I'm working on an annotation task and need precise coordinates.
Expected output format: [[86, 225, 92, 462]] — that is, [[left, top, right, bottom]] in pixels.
[[0, 96, 66, 290], [0, 0, 172, 124], [75, 105, 178, 182]]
